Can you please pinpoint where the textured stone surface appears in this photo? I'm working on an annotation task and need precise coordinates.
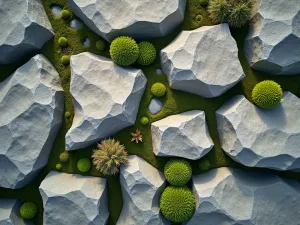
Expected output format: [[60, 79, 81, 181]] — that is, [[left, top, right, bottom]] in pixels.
[[66, 53, 147, 150], [0, 199, 33, 225], [161, 24, 245, 98], [0, 0, 53, 64], [148, 98, 163, 115], [69, 19, 83, 30], [216, 92, 300, 171], [0, 54, 64, 189], [151, 110, 214, 160], [245, 0, 300, 75], [39, 171, 108, 225], [185, 167, 300, 225], [117, 155, 168, 225], [69, 0, 187, 42]]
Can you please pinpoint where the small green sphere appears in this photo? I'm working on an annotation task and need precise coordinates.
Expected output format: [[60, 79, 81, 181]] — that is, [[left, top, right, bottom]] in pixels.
[[110, 36, 139, 66], [58, 37, 68, 47], [77, 158, 91, 173], [160, 186, 195, 223], [20, 202, 37, 220], [140, 116, 149, 126], [252, 80, 283, 108], [151, 83, 167, 97], [164, 159, 192, 186], [59, 151, 70, 163], [96, 40, 106, 51], [56, 163, 62, 171], [61, 55, 70, 65], [65, 111, 71, 118], [199, 0, 209, 6], [196, 14, 203, 23], [61, 10, 70, 20], [137, 42, 156, 66]]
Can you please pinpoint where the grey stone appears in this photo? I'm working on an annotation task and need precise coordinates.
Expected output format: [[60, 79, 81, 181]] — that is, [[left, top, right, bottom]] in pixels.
[[66, 53, 147, 150], [69, 19, 83, 30], [161, 24, 245, 98], [83, 38, 90, 47], [0, 0, 54, 64], [51, 5, 62, 18], [151, 110, 214, 160], [117, 155, 168, 225], [216, 92, 300, 171], [156, 69, 163, 75], [40, 171, 108, 225], [245, 0, 300, 75], [0, 54, 64, 189], [0, 199, 33, 225], [148, 98, 163, 115], [69, 0, 187, 42], [185, 167, 300, 225]]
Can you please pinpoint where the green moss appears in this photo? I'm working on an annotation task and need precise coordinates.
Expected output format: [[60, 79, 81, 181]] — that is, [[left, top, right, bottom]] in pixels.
[[61, 55, 70, 65], [56, 163, 62, 170], [58, 37, 68, 47], [96, 40, 106, 51], [64, 111, 71, 118], [77, 158, 91, 173], [20, 202, 37, 220], [61, 10, 70, 19]]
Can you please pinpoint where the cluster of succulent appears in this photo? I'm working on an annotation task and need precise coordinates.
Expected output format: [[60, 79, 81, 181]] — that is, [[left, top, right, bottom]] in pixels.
[[20, 202, 37, 220], [110, 36, 156, 66], [208, 0, 253, 28], [92, 139, 128, 175], [77, 158, 91, 173]]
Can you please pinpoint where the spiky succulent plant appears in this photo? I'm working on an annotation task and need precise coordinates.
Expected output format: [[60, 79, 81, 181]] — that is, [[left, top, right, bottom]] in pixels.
[[131, 129, 143, 143]]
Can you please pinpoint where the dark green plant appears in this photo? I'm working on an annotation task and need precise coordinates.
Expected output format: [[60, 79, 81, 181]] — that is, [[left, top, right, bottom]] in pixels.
[[137, 42, 156, 66], [160, 186, 196, 223], [140, 116, 149, 126], [59, 151, 70, 163], [199, 0, 209, 6], [196, 14, 203, 23], [58, 37, 68, 47], [151, 83, 167, 97], [227, 1, 252, 28], [92, 139, 128, 175], [61, 55, 70, 65], [252, 80, 283, 108], [56, 163, 62, 171], [164, 159, 192, 186], [77, 158, 91, 173], [61, 10, 70, 20], [96, 40, 106, 51], [198, 158, 211, 171], [110, 36, 139, 66], [65, 111, 71, 118], [20, 202, 37, 220]]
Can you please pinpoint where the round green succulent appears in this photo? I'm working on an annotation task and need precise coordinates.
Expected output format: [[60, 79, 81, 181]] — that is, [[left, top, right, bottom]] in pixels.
[[56, 163, 62, 171], [20, 202, 37, 220], [61, 10, 70, 20], [164, 159, 192, 186], [64, 111, 71, 118], [151, 83, 167, 97], [137, 42, 156, 66], [110, 36, 139, 66], [199, 0, 209, 6], [77, 158, 91, 173], [160, 186, 196, 223], [227, 1, 252, 28], [96, 40, 106, 51], [61, 55, 70, 65], [59, 151, 70, 163], [252, 80, 283, 108], [140, 116, 149, 126], [196, 14, 203, 23], [58, 37, 68, 47]]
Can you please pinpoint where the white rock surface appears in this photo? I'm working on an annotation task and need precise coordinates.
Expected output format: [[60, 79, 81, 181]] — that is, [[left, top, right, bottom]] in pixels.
[[185, 167, 300, 225], [245, 0, 300, 75], [216, 92, 300, 171], [69, 19, 83, 30], [69, 0, 187, 42], [39, 171, 108, 225], [66, 53, 147, 150], [161, 24, 245, 98], [0, 54, 64, 189], [51, 5, 62, 18], [0, 199, 33, 225], [117, 155, 168, 225], [151, 110, 214, 160], [0, 0, 53, 64], [148, 98, 163, 115]]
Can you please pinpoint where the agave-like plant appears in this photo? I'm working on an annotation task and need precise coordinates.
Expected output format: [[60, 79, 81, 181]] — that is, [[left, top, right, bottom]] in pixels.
[[92, 139, 128, 175], [131, 129, 143, 143]]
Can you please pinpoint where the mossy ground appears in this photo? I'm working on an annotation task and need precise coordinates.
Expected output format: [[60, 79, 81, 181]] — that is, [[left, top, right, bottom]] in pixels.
[[0, 0, 300, 225]]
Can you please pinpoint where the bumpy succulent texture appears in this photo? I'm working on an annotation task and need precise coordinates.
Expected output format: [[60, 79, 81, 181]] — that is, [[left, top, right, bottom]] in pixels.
[[92, 139, 128, 175], [58, 37, 68, 47], [61, 10, 70, 19], [61, 55, 70, 65], [137, 42, 157, 65], [77, 158, 91, 173], [252, 80, 283, 108], [110, 36, 139, 66], [20, 202, 37, 219], [96, 40, 106, 51], [151, 83, 167, 97], [140, 116, 149, 125], [160, 186, 196, 223], [164, 159, 192, 186], [59, 151, 70, 163]]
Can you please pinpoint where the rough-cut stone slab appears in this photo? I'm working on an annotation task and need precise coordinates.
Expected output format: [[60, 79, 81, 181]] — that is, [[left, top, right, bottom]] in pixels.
[[0, 199, 33, 225], [66, 53, 147, 150], [245, 0, 300, 75], [0, 0, 53, 64], [161, 24, 245, 98], [39, 171, 108, 225], [117, 155, 168, 225], [69, 0, 187, 42], [148, 98, 163, 115], [151, 110, 214, 160], [0, 54, 64, 189], [185, 167, 300, 225], [216, 92, 300, 171]]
